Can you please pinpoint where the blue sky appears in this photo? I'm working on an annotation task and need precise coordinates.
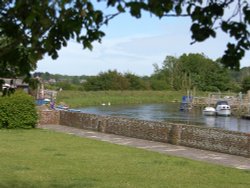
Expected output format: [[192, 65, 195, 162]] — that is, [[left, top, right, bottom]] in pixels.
[[36, 6, 250, 76]]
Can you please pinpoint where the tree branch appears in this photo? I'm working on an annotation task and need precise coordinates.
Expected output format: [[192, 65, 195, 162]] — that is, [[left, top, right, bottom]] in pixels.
[[103, 12, 121, 25], [163, 14, 189, 17]]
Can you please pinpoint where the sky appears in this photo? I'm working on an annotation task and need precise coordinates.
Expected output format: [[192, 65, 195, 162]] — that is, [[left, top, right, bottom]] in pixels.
[[36, 4, 250, 76]]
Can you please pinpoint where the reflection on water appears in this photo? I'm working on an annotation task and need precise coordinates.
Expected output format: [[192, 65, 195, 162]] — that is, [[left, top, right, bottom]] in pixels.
[[79, 103, 250, 133]]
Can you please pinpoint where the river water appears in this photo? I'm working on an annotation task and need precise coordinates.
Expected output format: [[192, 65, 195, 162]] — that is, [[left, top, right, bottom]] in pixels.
[[78, 103, 250, 133]]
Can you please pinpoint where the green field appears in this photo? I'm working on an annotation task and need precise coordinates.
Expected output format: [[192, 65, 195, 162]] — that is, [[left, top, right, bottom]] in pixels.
[[0, 129, 249, 188], [56, 90, 207, 108]]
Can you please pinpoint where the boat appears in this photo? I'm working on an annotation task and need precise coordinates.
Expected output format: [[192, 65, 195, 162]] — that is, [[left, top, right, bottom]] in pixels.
[[179, 96, 192, 111], [215, 100, 231, 116], [55, 105, 81, 112], [203, 106, 216, 116], [68, 108, 81, 112], [55, 105, 69, 111]]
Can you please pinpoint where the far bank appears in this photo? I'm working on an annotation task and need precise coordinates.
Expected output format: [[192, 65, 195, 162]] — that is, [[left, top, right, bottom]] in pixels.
[[56, 90, 208, 108]]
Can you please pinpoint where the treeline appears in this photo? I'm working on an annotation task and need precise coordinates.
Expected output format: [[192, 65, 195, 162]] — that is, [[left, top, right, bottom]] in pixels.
[[34, 53, 250, 92]]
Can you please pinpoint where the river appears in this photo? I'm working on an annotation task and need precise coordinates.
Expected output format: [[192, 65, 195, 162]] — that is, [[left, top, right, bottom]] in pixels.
[[78, 103, 250, 133]]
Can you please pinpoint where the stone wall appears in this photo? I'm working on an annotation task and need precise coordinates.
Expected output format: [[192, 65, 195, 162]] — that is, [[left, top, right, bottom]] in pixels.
[[39, 110, 250, 157], [180, 125, 250, 157], [38, 110, 60, 125]]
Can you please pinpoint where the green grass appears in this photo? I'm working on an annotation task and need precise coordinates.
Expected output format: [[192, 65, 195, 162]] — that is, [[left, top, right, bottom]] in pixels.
[[56, 90, 208, 108], [0, 129, 249, 188]]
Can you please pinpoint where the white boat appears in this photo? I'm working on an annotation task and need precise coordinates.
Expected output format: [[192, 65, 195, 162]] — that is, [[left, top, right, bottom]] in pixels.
[[203, 106, 216, 116], [215, 101, 231, 116], [68, 109, 81, 112], [55, 105, 69, 111]]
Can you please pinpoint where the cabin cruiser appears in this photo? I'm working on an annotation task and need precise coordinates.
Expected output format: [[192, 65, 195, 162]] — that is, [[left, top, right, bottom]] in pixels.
[[203, 106, 216, 116], [215, 101, 231, 116]]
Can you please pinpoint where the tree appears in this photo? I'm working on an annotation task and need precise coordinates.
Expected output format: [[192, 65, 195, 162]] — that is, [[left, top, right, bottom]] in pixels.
[[1, 0, 106, 77], [0, 37, 36, 77], [153, 53, 232, 91], [242, 76, 250, 92], [162, 56, 184, 90], [179, 53, 232, 91], [125, 73, 149, 90], [0, 0, 249, 77], [150, 64, 170, 91], [84, 70, 129, 91]]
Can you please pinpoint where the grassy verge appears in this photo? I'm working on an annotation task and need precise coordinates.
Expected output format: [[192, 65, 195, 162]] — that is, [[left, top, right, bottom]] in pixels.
[[56, 90, 208, 108], [0, 129, 249, 188]]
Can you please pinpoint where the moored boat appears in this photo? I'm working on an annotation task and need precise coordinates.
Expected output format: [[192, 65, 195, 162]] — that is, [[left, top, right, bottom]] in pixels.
[[203, 106, 216, 116], [68, 109, 81, 112], [55, 105, 69, 111], [215, 101, 231, 116]]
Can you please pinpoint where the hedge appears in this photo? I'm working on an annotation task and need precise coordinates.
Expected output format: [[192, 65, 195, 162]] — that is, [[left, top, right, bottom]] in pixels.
[[0, 90, 38, 128]]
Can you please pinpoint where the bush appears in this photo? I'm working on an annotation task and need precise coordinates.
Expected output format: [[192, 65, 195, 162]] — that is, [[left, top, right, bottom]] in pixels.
[[242, 76, 250, 93], [0, 90, 38, 128], [150, 80, 170, 90]]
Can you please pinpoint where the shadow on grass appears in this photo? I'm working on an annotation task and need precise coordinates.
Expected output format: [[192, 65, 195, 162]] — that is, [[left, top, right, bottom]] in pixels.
[[0, 178, 99, 188]]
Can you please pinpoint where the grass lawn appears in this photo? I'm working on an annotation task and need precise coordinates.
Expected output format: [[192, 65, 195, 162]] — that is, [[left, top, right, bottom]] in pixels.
[[0, 129, 249, 188]]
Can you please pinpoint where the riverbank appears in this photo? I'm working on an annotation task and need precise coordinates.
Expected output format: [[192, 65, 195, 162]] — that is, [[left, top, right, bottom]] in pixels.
[[56, 90, 208, 108]]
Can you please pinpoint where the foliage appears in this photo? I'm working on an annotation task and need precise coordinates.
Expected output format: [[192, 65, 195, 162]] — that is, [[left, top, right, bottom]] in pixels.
[[0, 91, 37, 128], [151, 56, 184, 90], [227, 81, 242, 93], [239, 67, 250, 81], [241, 76, 250, 93], [0, 0, 105, 77], [34, 72, 88, 83], [34, 59, 250, 93], [125, 73, 150, 90], [23, 77, 40, 90], [153, 53, 233, 91], [0, 79, 4, 91], [84, 70, 167, 91], [0, 37, 37, 78], [106, 0, 250, 70], [0, 0, 249, 78], [179, 53, 231, 91], [228, 67, 250, 92], [149, 79, 170, 90], [53, 81, 75, 91], [84, 70, 129, 91]]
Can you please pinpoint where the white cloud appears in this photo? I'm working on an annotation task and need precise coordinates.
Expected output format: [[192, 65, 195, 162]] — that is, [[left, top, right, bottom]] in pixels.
[[36, 15, 249, 76]]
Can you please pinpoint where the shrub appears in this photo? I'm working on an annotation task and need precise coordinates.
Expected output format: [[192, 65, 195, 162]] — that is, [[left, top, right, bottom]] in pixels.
[[0, 90, 38, 128], [150, 80, 170, 90], [242, 76, 250, 93]]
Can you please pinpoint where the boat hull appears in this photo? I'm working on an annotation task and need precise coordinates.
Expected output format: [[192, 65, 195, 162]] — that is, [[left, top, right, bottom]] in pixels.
[[203, 110, 216, 116], [203, 107, 216, 116], [215, 101, 231, 116], [216, 109, 231, 116]]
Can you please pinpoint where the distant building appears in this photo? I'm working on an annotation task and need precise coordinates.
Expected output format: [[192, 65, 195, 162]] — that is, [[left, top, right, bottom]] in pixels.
[[80, 79, 87, 84], [0, 78, 29, 93], [48, 79, 56, 84]]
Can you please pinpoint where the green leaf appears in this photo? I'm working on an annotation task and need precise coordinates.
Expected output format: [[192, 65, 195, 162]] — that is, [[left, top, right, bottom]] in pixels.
[[221, 21, 229, 32], [175, 4, 182, 15], [117, 4, 125, 12]]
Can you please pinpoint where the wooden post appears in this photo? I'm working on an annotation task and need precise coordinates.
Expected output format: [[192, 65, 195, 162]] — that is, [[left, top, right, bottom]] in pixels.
[[248, 90, 250, 113]]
